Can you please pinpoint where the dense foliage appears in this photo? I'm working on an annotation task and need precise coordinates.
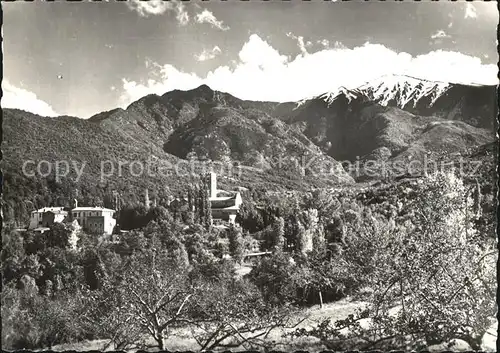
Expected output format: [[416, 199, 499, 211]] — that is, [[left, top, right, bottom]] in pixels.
[[288, 172, 497, 350]]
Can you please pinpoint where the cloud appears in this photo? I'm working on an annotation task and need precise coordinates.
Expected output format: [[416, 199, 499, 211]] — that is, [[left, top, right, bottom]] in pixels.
[[120, 34, 498, 106], [1, 80, 59, 117], [174, 1, 189, 26], [464, 3, 477, 19], [286, 32, 312, 55], [195, 9, 229, 31], [127, 0, 170, 17], [237, 34, 289, 69], [120, 64, 203, 105], [195, 46, 222, 62], [127, 0, 189, 25], [407, 50, 496, 85], [318, 39, 330, 48], [431, 30, 451, 40]]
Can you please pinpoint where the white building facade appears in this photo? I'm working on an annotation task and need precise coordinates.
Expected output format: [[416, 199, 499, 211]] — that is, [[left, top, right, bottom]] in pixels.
[[71, 207, 116, 235], [28, 207, 67, 229]]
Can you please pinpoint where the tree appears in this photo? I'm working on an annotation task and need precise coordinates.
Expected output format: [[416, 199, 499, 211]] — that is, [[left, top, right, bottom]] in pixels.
[[302, 208, 324, 252], [81, 281, 144, 350], [1, 228, 27, 285], [1, 281, 84, 350], [117, 204, 150, 230], [164, 237, 190, 270], [202, 178, 212, 230], [312, 223, 326, 252], [243, 233, 260, 253], [36, 246, 84, 294], [197, 185, 207, 228], [114, 230, 144, 255], [33, 292, 84, 349], [148, 206, 171, 223], [295, 220, 311, 254], [183, 231, 210, 262], [228, 225, 245, 263], [249, 251, 298, 305], [190, 278, 298, 351], [326, 215, 345, 244], [303, 189, 341, 221], [237, 200, 265, 233], [45, 223, 73, 249], [85, 248, 195, 350], [1, 283, 40, 349], [270, 216, 285, 251], [292, 247, 350, 308], [190, 250, 235, 284], [187, 185, 197, 224]]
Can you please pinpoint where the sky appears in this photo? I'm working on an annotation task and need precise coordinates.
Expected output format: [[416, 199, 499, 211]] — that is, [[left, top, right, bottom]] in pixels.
[[2, 0, 498, 118]]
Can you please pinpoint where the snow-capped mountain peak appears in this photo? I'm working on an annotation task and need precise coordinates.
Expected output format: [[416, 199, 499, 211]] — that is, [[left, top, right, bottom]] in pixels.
[[354, 74, 451, 109], [311, 74, 453, 110], [319, 86, 358, 107], [294, 86, 358, 109]]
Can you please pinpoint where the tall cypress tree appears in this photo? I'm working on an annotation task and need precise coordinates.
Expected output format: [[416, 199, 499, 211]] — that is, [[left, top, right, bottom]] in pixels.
[[272, 216, 285, 252], [187, 185, 196, 224], [228, 224, 244, 263], [204, 189, 212, 230], [187, 186, 194, 212], [200, 174, 212, 230], [197, 186, 205, 227]]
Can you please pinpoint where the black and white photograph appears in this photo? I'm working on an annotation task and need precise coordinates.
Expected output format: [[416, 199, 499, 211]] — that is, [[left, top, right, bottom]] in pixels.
[[1, 0, 498, 351]]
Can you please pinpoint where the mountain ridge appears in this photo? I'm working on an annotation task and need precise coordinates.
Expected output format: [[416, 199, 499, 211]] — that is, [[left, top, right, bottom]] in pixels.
[[2, 74, 496, 225]]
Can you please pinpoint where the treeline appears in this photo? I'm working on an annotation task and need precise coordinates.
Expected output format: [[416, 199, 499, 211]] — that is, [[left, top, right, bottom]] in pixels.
[[1, 169, 179, 228], [116, 177, 212, 230]]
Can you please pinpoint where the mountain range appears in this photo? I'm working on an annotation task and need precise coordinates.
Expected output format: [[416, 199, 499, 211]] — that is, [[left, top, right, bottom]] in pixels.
[[1, 74, 497, 221], [288, 75, 495, 165]]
